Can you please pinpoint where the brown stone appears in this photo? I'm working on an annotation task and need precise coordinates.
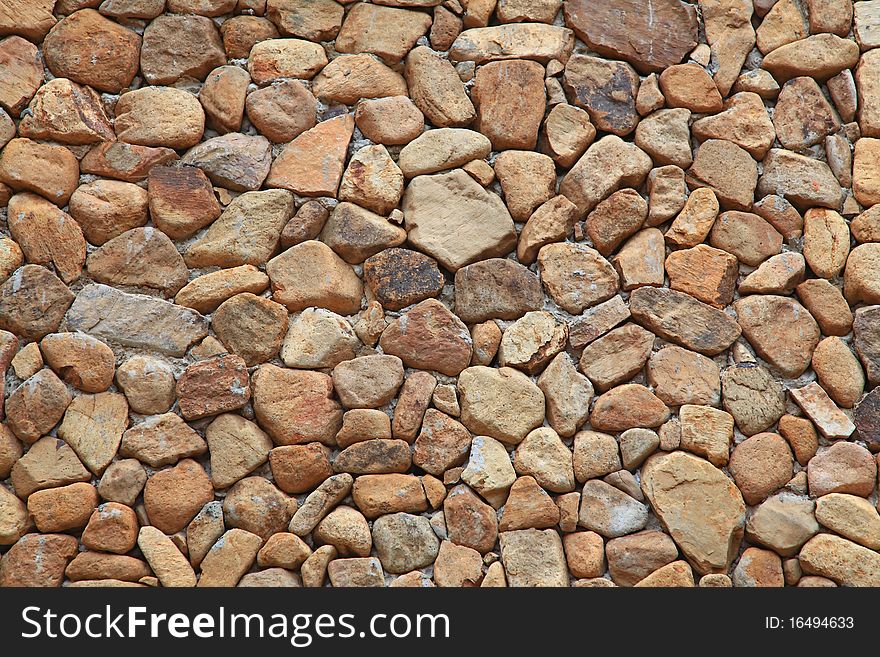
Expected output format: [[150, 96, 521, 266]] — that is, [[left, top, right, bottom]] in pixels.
[[143, 459, 213, 534], [86, 227, 187, 296], [8, 192, 85, 284], [612, 228, 666, 290], [590, 384, 669, 432], [28, 482, 98, 533], [141, 14, 225, 86], [757, 148, 843, 211], [176, 355, 250, 421], [472, 60, 545, 150], [0, 265, 74, 341], [808, 442, 876, 497], [734, 295, 820, 378], [43, 9, 140, 93], [606, 530, 679, 586], [147, 166, 220, 241], [352, 474, 428, 520], [629, 286, 741, 356], [336, 3, 431, 64], [363, 248, 443, 311], [665, 188, 719, 248], [563, 54, 640, 136], [0, 533, 78, 587], [0, 36, 42, 116], [450, 24, 574, 64], [219, 15, 279, 58], [334, 439, 412, 475], [115, 87, 205, 150], [563, 0, 697, 73], [181, 133, 272, 193], [6, 369, 72, 444], [20, 78, 114, 145], [762, 33, 860, 83], [391, 371, 436, 443], [691, 92, 776, 159], [379, 299, 472, 377], [355, 96, 424, 145], [252, 364, 343, 446], [773, 77, 841, 151], [728, 433, 793, 505], [268, 239, 362, 314], [796, 278, 852, 337], [541, 103, 595, 168], [0, 139, 79, 207], [648, 346, 721, 407], [686, 139, 757, 211], [444, 484, 498, 554], [320, 202, 406, 264], [120, 413, 207, 469], [80, 142, 178, 184], [39, 332, 114, 394]]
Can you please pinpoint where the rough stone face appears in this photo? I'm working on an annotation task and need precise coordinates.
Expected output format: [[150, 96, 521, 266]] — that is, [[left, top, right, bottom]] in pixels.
[[499, 528, 569, 587], [182, 134, 272, 193], [734, 295, 820, 378], [57, 392, 129, 476], [141, 14, 225, 85], [43, 9, 140, 93], [20, 78, 114, 145], [648, 347, 721, 407], [115, 87, 205, 150], [0, 36, 43, 116], [0, 138, 79, 206], [472, 60, 545, 150], [799, 534, 880, 587], [120, 413, 207, 468], [721, 364, 786, 436], [807, 442, 876, 498], [68, 284, 208, 357], [320, 202, 406, 264], [563, 54, 640, 137], [641, 451, 746, 575], [267, 240, 363, 314], [454, 258, 542, 324], [87, 227, 187, 297], [563, 0, 697, 73], [629, 286, 741, 356], [686, 139, 758, 211], [458, 367, 545, 445], [757, 149, 842, 211]]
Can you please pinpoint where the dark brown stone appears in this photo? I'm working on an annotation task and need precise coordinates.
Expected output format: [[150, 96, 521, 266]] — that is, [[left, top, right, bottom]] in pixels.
[[454, 258, 543, 324], [363, 248, 444, 311], [562, 54, 640, 136]]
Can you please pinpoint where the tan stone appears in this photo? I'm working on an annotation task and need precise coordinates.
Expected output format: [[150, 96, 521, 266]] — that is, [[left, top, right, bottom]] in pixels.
[[355, 96, 424, 145], [648, 347, 721, 407], [0, 139, 79, 207], [634, 108, 692, 169], [115, 87, 204, 150], [20, 78, 114, 145], [728, 433, 793, 505], [267, 115, 354, 197], [312, 53, 407, 105], [686, 139, 757, 211], [796, 278, 852, 336], [799, 534, 880, 587], [247, 38, 327, 84], [762, 33, 860, 82], [268, 240, 362, 314], [120, 413, 206, 469], [721, 364, 786, 437], [198, 529, 263, 587], [336, 3, 431, 64], [199, 65, 249, 134], [141, 14, 225, 85], [758, 148, 842, 211], [790, 381, 856, 441], [67, 179, 148, 246], [541, 103, 595, 167], [0, 36, 43, 115]]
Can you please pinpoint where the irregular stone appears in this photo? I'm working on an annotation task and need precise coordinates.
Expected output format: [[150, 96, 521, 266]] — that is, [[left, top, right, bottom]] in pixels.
[[247, 38, 327, 84], [146, 166, 219, 241], [27, 482, 97, 533], [811, 337, 864, 410], [497, 311, 567, 375], [398, 129, 490, 179], [444, 484, 497, 554], [65, 551, 151, 583], [796, 278, 852, 337], [854, 306, 880, 386], [252, 364, 343, 446], [314, 506, 372, 557], [720, 363, 785, 437], [494, 151, 557, 224], [734, 295, 820, 377], [790, 381, 856, 441], [537, 243, 619, 316], [759, 148, 843, 211], [433, 540, 483, 587], [692, 92, 776, 159], [728, 432, 793, 505], [219, 15, 280, 59], [536, 353, 593, 439], [799, 534, 880, 587], [266, 114, 354, 197], [457, 366, 545, 446], [267, 240, 362, 314], [641, 450, 746, 575], [223, 476, 293, 540], [745, 494, 818, 557], [453, 258, 541, 323], [450, 24, 574, 64], [659, 64, 723, 112], [205, 414, 272, 489], [182, 133, 272, 193], [143, 459, 212, 534], [141, 14, 225, 85], [7, 192, 85, 283], [606, 530, 678, 586], [854, 388, 880, 451], [579, 323, 653, 392], [648, 347, 721, 407], [55, 392, 128, 476], [686, 139, 757, 211], [560, 135, 653, 216], [319, 202, 406, 264], [80, 142, 178, 184], [198, 529, 263, 587], [175, 268, 269, 316], [372, 512, 439, 574], [562, 54, 639, 137], [500, 476, 560, 531], [774, 77, 841, 151], [355, 96, 424, 145], [563, 0, 697, 73], [246, 80, 316, 144], [472, 60, 545, 150], [629, 286, 741, 356], [807, 442, 876, 497], [363, 248, 443, 311], [541, 103, 595, 167], [499, 528, 568, 587], [312, 54, 406, 106], [280, 308, 358, 369], [0, 533, 78, 588], [120, 413, 207, 468], [212, 293, 288, 367], [336, 3, 431, 64], [0, 138, 79, 206], [590, 384, 670, 432], [20, 78, 114, 145], [326, 557, 384, 587], [10, 436, 90, 499], [578, 479, 649, 538], [115, 87, 204, 150], [646, 165, 687, 226], [738, 252, 806, 295], [270, 443, 333, 494], [762, 33, 860, 82], [0, 265, 74, 340], [289, 473, 353, 536], [0, 36, 42, 115], [459, 434, 515, 508], [280, 201, 329, 249], [352, 474, 427, 520], [331, 355, 404, 409], [677, 405, 733, 466], [267, 0, 343, 40], [86, 227, 187, 296], [43, 9, 140, 93]]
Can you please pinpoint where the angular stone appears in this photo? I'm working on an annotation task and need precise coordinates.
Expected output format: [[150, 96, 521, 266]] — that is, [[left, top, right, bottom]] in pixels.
[[458, 367, 545, 445], [56, 392, 128, 476], [252, 364, 342, 446], [720, 363, 785, 437], [854, 388, 880, 451], [182, 134, 272, 193], [746, 494, 818, 557], [281, 201, 329, 249], [0, 36, 42, 115], [212, 293, 287, 367], [692, 92, 776, 159], [313, 505, 371, 557], [648, 347, 721, 407], [219, 15, 280, 59], [472, 60, 545, 150], [338, 145, 403, 216], [281, 308, 359, 369], [97, 459, 146, 508], [513, 427, 575, 493], [759, 148, 843, 211], [444, 484, 497, 554], [379, 299, 472, 376], [398, 129, 490, 179], [10, 436, 90, 499], [579, 323, 654, 392], [686, 139, 757, 211], [563, 0, 697, 73], [267, 240, 363, 314], [734, 295, 820, 378], [336, 3, 431, 64], [198, 529, 263, 587], [854, 306, 880, 386], [499, 528, 568, 587], [266, 114, 354, 197], [331, 355, 404, 409], [147, 166, 220, 241], [774, 77, 841, 151], [641, 451, 746, 575], [0, 533, 77, 588], [43, 9, 140, 93], [541, 103, 596, 168], [363, 248, 443, 311], [497, 311, 567, 376], [635, 108, 692, 169], [120, 413, 207, 469], [537, 243, 619, 315], [573, 431, 621, 482], [450, 24, 575, 65], [68, 284, 208, 357], [578, 479, 649, 538], [659, 64, 723, 113], [20, 78, 114, 145], [204, 414, 271, 489], [460, 434, 515, 508], [320, 202, 406, 265], [590, 384, 670, 432], [629, 286, 741, 356], [175, 266, 269, 316], [493, 151, 557, 225], [790, 382, 856, 441], [141, 14, 225, 85], [738, 252, 806, 295], [562, 54, 639, 137]]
